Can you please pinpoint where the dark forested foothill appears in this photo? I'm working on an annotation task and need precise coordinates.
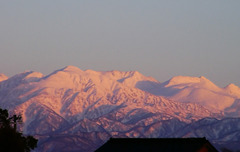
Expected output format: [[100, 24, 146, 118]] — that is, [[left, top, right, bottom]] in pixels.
[[0, 108, 38, 152]]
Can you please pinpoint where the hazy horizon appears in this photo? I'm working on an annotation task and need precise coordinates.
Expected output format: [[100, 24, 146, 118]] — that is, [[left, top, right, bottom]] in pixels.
[[0, 1, 240, 87]]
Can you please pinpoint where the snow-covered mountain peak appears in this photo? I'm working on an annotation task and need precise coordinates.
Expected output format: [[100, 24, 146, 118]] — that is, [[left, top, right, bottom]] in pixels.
[[224, 83, 240, 98], [3, 71, 43, 85], [23, 71, 44, 82], [60, 65, 83, 73], [198, 76, 222, 91], [0, 74, 8, 82], [127, 71, 156, 81], [112, 70, 157, 88], [225, 83, 239, 90], [165, 76, 201, 87], [39, 68, 86, 90], [154, 75, 237, 111], [164, 75, 220, 91]]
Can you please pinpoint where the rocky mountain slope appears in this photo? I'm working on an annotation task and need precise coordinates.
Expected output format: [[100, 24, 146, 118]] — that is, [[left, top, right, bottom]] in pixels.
[[0, 66, 239, 151]]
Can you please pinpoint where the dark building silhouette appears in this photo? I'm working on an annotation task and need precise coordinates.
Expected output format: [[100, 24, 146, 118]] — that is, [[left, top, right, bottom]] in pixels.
[[95, 137, 218, 152]]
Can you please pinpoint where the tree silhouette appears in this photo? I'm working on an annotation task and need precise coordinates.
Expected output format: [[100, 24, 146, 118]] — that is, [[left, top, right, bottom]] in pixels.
[[0, 108, 38, 152]]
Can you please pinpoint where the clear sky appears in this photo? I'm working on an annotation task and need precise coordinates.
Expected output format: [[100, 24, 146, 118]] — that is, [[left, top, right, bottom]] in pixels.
[[0, 1, 239, 87]]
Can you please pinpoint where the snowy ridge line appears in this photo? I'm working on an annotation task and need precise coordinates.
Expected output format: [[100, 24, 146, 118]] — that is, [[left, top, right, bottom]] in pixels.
[[0, 66, 239, 151]]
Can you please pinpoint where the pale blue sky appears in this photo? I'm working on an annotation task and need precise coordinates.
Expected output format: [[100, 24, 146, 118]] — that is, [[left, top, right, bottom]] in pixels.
[[0, 1, 239, 87]]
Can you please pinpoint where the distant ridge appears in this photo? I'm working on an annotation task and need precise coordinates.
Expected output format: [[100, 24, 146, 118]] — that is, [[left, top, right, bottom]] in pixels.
[[0, 65, 239, 151]]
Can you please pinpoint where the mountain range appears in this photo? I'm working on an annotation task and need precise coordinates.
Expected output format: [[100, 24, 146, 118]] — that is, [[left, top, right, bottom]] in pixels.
[[0, 66, 239, 151]]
